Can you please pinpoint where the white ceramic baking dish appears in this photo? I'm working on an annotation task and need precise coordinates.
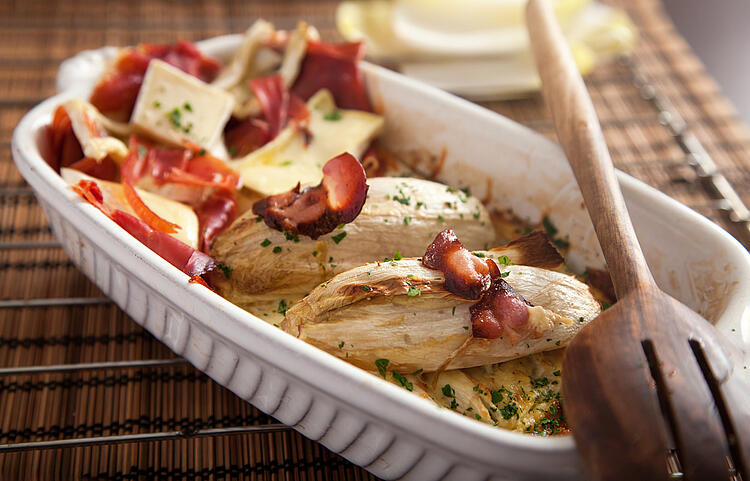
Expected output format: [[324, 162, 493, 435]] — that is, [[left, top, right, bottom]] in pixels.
[[12, 34, 750, 480]]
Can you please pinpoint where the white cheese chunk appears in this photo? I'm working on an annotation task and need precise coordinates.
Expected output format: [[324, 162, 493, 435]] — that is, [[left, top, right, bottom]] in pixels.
[[62, 168, 200, 249], [231, 89, 384, 195], [131, 59, 234, 149]]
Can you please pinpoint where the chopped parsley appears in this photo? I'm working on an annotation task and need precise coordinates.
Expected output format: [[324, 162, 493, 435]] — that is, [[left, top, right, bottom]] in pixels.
[[338, 341, 345, 349], [403, 216, 412, 225], [272, 246, 282, 253], [217, 263, 233, 279], [183, 102, 193, 112], [406, 286, 421, 297], [530, 377, 549, 388], [392, 371, 413, 391], [500, 271, 510, 278], [451, 306, 456, 316], [442, 384, 455, 398], [412, 368, 423, 375], [276, 299, 288, 316], [490, 390, 504, 404], [331, 231, 347, 244], [392, 188, 411, 205], [375, 358, 389, 378], [167, 107, 182, 128], [260, 238, 271, 247], [496, 255, 511, 266], [552, 370, 561, 376], [473, 252, 485, 258], [283, 231, 300, 242], [499, 402, 519, 420], [255, 216, 263, 223], [437, 214, 445, 222], [394, 251, 402, 261], [362, 285, 372, 292], [323, 109, 342, 121]]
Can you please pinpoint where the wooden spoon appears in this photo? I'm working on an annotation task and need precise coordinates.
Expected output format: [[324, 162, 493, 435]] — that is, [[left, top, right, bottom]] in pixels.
[[525, 1, 750, 479]]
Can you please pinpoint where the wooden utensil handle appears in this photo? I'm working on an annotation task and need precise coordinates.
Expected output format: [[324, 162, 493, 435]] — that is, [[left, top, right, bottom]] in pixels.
[[526, 0, 655, 297]]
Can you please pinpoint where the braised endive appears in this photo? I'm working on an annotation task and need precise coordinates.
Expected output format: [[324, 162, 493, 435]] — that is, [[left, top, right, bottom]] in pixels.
[[211, 177, 496, 308], [282, 245, 600, 372]]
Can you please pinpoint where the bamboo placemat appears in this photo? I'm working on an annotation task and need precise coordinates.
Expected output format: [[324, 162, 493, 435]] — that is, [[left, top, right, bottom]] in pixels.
[[1, 0, 749, 479]]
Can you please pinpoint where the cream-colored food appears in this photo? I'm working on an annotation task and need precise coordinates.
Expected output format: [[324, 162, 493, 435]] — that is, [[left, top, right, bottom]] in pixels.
[[132, 59, 235, 148], [283, 258, 599, 372], [63, 98, 129, 162], [230, 89, 384, 195], [211, 177, 495, 310], [61, 168, 200, 248]]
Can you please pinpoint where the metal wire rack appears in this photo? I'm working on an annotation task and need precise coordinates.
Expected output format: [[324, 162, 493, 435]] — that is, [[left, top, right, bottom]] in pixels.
[[1, 56, 748, 478]]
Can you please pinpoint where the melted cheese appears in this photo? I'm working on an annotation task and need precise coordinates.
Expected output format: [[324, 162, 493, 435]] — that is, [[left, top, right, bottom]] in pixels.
[[61, 168, 199, 249], [131, 60, 234, 149], [231, 89, 384, 195]]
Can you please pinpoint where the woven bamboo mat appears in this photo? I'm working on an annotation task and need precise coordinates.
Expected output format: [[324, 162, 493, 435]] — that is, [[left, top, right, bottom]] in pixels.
[[1, 0, 749, 479]]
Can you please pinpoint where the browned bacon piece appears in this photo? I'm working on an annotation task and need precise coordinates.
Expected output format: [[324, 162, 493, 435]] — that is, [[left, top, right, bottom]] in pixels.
[[422, 229, 498, 299], [469, 278, 531, 339], [252, 152, 368, 239], [423, 229, 531, 339]]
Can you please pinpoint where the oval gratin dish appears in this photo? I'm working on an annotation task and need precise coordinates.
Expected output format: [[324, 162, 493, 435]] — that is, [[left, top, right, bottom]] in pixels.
[[12, 34, 750, 481]]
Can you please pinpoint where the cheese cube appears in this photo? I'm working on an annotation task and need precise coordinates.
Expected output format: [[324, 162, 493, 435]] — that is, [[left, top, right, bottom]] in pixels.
[[231, 89, 384, 195], [131, 59, 234, 149]]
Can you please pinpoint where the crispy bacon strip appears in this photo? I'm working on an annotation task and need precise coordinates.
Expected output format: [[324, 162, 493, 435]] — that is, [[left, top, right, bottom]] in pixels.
[[195, 189, 237, 253], [122, 181, 180, 234], [252, 152, 368, 239], [291, 41, 372, 112], [422, 229, 532, 339]]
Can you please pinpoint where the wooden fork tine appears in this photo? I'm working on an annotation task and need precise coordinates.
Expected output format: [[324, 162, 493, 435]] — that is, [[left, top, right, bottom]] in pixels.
[[645, 306, 732, 479]]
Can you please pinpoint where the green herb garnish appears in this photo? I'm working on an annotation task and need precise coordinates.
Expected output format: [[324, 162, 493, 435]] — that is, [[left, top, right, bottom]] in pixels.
[[375, 358, 389, 378], [392, 371, 413, 391]]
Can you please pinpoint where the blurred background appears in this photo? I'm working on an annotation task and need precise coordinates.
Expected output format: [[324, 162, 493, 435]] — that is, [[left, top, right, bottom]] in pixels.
[[664, 0, 750, 124]]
